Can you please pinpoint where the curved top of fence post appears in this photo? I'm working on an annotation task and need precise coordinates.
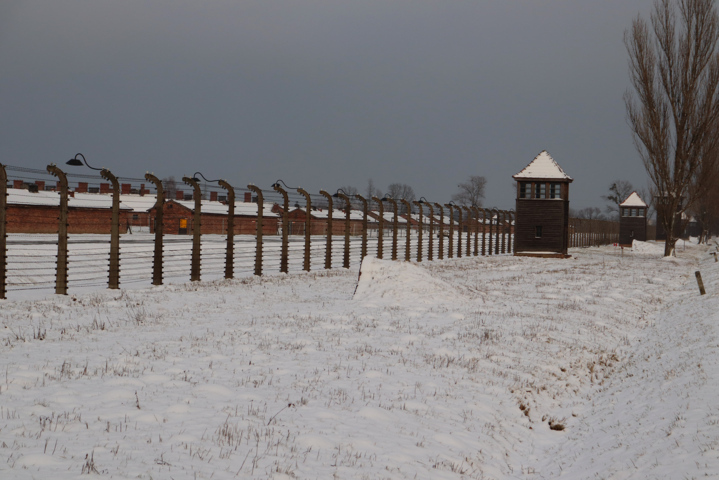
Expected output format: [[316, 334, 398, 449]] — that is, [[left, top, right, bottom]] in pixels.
[[100, 168, 119, 188], [319, 190, 333, 208], [334, 191, 350, 207], [218, 179, 235, 202], [47, 164, 68, 183], [354, 193, 368, 209], [296, 187, 310, 200], [144, 173, 165, 210], [182, 176, 201, 196]]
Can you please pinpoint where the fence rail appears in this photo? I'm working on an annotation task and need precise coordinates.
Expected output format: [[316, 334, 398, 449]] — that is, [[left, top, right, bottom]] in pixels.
[[0, 163, 619, 299]]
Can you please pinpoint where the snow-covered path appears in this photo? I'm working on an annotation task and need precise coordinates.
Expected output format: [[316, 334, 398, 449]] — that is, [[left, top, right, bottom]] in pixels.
[[1, 242, 717, 479]]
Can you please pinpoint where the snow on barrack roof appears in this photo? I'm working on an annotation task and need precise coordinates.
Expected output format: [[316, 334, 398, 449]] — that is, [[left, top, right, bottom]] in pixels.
[[619, 192, 647, 208], [7, 188, 132, 210], [513, 150, 573, 181]]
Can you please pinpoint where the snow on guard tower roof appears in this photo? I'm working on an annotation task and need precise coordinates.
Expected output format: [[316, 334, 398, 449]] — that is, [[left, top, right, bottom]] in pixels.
[[619, 191, 647, 208], [513, 150, 573, 181]]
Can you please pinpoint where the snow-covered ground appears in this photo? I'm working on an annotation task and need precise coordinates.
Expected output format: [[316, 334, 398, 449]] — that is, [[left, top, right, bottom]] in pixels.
[[1, 240, 718, 479]]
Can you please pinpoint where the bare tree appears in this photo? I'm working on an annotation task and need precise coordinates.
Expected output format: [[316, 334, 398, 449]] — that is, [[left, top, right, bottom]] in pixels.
[[602, 180, 635, 217], [162, 176, 177, 199], [386, 183, 415, 213], [574, 207, 606, 221], [625, 0, 719, 255], [451, 175, 487, 207], [366, 179, 381, 200]]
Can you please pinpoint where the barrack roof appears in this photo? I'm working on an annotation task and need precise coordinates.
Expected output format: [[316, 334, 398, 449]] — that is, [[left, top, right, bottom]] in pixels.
[[513, 150, 573, 181], [619, 192, 647, 208]]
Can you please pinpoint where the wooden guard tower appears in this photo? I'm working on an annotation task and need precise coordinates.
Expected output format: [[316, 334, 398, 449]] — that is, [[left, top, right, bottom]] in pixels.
[[618, 192, 647, 246], [513, 150, 573, 258]]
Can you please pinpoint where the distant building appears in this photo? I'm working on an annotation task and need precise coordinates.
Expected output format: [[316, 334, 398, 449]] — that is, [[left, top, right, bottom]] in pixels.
[[619, 192, 648, 246], [512, 150, 573, 257]]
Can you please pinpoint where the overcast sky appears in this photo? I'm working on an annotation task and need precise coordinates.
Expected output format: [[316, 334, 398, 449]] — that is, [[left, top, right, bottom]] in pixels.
[[1, 0, 656, 210]]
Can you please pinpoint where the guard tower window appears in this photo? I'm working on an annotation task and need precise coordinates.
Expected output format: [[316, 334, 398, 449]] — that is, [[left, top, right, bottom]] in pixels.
[[535, 226, 543, 238], [519, 182, 530, 199], [534, 183, 546, 199], [550, 183, 561, 199]]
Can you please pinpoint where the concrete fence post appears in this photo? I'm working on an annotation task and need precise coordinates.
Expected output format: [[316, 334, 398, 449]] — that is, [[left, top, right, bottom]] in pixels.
[[0, 164, 6, 299], [297, 188, 312, 271], [145, 173, 164, 286], [219, 180, 235, 279], [434, 203, 444, 260], [422, 201, 434, 261], [413, 201, 423, 262], [485, 209, 493, 255], [401, 199, 412, 261], [454, 205, 464, 258], [491, 208, 500, 255], [463, 206, 472, 257], [247, 185, 264, 276], [508, 210, 515, 254], [445, 204, 455, 259], [471, 206, 480, 256], [319, 190, 333, 269], [47, 164, 69, 295], [102, 169, 121, 289], [183, 176, 202, 282], [335, 191, 351, 269], [273, 183, 290, 273], [500, 210, 507, 254], [372, 196, 384, 259], [481, 208, 491, 256], [355, 194, 368, 260], [386, 198, 399, 261]]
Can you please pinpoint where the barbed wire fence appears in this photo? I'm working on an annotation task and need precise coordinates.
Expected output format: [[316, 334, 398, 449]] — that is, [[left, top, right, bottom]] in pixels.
[[0, 163, 619, 299]]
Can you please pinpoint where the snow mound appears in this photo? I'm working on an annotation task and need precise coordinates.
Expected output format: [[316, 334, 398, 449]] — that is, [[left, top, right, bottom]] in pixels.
[[632, 240, 665, 255], [353, 256, 460, 307]]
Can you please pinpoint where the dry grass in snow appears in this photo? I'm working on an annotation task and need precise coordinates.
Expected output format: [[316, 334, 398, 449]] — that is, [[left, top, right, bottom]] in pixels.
[[1, 241, 718, 479]]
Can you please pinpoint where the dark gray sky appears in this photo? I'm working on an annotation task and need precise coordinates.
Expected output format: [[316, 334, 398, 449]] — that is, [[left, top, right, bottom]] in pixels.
[[1, 0, 655, 209]]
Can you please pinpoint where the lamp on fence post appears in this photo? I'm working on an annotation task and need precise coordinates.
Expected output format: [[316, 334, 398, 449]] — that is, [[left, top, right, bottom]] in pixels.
[[0, 164, 7, 299], [296, 188, 312, 271], [47, 164, 69, 295], [67, 153, 120, 289], [272, 180, 292, 274], [381, 195, 399, 261], [400, 199, 412, 261], [463, 206, 472, 257], [247, 185, 264, 276], [144, 173, 164, 285], [434, 203, 444, 260], [333, 189, 351, 269], [354, 194, 368, 260], [413, 201, 423, 262], [182, 175, 202, 282], [372, 196, 384, 259], [418, 198, 433, 261], [444, 202, 455, 259]]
